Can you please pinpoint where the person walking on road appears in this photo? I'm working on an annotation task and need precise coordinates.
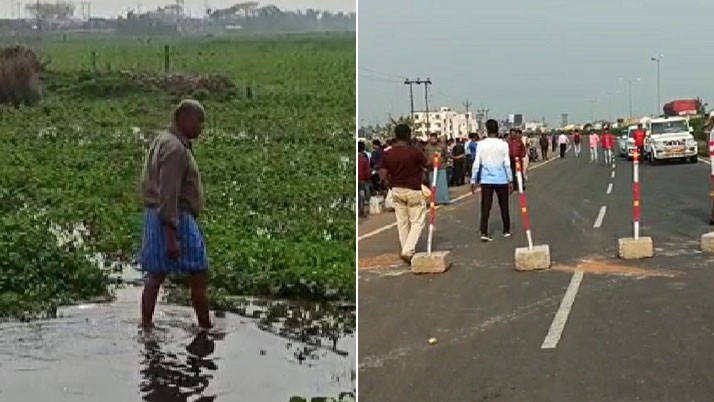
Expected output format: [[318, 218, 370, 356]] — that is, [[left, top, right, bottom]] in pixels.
[[589, 131, 600, 163], [358, 141, 371, 218], [379, 124, 428, 264], [507, 129, 527, 191], [139, 99, 211, 330], [471, 119, 513, 242], [451, 138, 466, 186], [539, 132, 550, 160], [551, 132, 558, 153], [558, 131, 569, 158], [572, 130, 582, 157], [634, 123, 647, 162], [601, 126, 615, 165], [465, 133, 477, 179], [424, 133, 451, 204], [520, 130, 530, 181]]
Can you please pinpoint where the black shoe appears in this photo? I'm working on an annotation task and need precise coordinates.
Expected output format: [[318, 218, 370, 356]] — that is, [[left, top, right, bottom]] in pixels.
[[709, 219, 714, 226], [480, 234, 493, 242], [399, 254, 413, 265]]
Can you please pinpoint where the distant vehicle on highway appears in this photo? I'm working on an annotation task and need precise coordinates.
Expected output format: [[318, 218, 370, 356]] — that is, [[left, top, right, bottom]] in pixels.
[[643, 117, 698, 164], [618, 125, 637, 160], [663, 98, 703, 117]]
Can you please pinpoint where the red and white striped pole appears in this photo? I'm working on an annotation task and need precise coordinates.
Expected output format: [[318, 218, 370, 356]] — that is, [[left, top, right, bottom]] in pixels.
[[709, 134, 714, 222], [633, 149, 641, 239], [426, 153, 441, 255], [515, 157, 533, 250]]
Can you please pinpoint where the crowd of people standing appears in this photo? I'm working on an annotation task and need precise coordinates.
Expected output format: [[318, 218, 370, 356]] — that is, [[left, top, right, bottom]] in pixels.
[[358, 122, 627, 263]]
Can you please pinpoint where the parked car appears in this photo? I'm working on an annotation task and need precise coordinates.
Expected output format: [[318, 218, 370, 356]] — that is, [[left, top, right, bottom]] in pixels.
[[618, 125, 637, 159], [644, 117, 698, 164]]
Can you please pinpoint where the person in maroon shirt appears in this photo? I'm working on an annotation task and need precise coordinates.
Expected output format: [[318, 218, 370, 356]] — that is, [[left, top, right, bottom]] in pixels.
[[634, 123, 647, 162], [358, 141, 371, 217], [507, 129, 527, 191], [379, 124, 428, 264]]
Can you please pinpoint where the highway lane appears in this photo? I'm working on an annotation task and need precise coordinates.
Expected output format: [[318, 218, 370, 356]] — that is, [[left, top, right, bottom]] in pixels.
[[358, 148, 714, 401]]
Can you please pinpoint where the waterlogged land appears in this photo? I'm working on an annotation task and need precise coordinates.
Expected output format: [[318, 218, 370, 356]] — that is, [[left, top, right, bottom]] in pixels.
[[0, 35, 355, 400]]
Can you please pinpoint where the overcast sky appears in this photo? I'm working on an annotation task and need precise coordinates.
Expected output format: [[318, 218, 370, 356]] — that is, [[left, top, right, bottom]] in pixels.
[[358, 0, 714, 126], [3, 0, 354, 19]]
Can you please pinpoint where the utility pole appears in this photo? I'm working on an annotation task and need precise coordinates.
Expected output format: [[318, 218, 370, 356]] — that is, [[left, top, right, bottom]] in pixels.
[[421, 78, 432, 133], [462, 99, 472, 135], [651, 54, 663, 116], [404, 79, 417, 127]]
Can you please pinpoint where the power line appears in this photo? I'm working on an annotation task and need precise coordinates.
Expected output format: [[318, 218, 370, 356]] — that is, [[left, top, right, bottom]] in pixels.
[[358, 73, 402, 84], [358, 67, 408, 80]]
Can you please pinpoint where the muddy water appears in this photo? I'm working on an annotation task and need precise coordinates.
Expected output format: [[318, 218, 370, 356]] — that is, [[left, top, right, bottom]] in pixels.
[[0, 286, 355, 402]]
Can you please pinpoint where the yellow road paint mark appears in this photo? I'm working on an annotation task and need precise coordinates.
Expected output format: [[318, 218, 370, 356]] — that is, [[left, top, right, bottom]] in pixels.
[[358, 253, 405, 271], [551, 259, 681, 278]]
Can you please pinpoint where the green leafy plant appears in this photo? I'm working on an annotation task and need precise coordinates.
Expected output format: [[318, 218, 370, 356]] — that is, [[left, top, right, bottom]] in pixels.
[[0, 35, 355, 317]]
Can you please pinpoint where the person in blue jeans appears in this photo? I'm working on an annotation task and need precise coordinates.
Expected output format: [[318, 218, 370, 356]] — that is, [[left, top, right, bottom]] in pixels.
[[471, 119, 514, 242]]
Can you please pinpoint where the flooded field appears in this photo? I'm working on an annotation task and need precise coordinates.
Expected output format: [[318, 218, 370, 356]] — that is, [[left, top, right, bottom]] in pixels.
[[0, 286, 355, 402]]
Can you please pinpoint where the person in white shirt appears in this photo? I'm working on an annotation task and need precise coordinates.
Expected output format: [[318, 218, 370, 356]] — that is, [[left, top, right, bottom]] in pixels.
[[471, 120, 514, 242], [558, 132, 569, 158]]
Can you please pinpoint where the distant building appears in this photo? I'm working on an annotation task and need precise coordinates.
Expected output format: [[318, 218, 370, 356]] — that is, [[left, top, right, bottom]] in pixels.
[[412, 106, 478, 139]]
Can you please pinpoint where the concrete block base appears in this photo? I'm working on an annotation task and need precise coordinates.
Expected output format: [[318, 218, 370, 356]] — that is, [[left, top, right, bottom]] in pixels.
[[701, 232, 714, 253], [514, 245, 551, 271], [411, 251, 452, 274], [618, 237, 654, 259]]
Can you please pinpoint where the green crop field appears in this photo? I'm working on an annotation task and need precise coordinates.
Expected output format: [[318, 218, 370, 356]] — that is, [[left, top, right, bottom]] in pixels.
[[0, 35, 355, 318]]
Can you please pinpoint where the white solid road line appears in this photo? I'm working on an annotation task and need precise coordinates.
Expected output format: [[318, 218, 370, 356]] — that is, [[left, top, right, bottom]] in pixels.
[[611, 171, 615, 178], [593, 206, 607, 228], [606, 183, 613, 195], [541, 271, 584, 349], [358, 156, 559, 241]]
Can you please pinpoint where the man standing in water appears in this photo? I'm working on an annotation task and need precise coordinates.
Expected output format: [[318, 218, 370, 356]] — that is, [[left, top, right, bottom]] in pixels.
[[471, 119, 513, 242], [140, 99, 211, 330], [380, 124, 428, 264]]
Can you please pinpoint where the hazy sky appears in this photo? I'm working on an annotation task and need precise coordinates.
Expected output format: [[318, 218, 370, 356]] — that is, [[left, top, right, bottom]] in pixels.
[[3, 0, 354, 19], [359, 0, 714, 126]]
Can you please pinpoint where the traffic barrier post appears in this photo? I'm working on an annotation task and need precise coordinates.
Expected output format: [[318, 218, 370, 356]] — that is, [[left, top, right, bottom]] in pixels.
[[426, 153, 440, 255], [515, 157, 533, 250], [701, 135, 714, 253], [411, 153, 452, 274], [617, 148, 653, 259], [709, 138, 714, 222], [513, 157, 550, 271], [633, 149, 640, 239]]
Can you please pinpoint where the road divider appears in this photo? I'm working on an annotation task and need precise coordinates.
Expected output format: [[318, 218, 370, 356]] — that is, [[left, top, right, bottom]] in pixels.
[[412, 153, 452, 274], [618, 149, 654, 259], [513, 157, 551, 272]]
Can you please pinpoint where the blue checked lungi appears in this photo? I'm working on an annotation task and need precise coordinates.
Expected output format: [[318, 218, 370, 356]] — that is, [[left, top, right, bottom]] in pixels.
[[139, 208, 208, 275], [428, 169, 451, 205]]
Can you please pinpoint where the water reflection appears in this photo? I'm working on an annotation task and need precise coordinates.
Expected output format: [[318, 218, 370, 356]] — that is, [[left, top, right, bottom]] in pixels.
[[139, 330, 223, 402]]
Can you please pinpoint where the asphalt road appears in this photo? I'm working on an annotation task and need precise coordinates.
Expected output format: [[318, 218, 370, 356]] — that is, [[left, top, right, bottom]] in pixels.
[[358, 147, 714, 402]]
